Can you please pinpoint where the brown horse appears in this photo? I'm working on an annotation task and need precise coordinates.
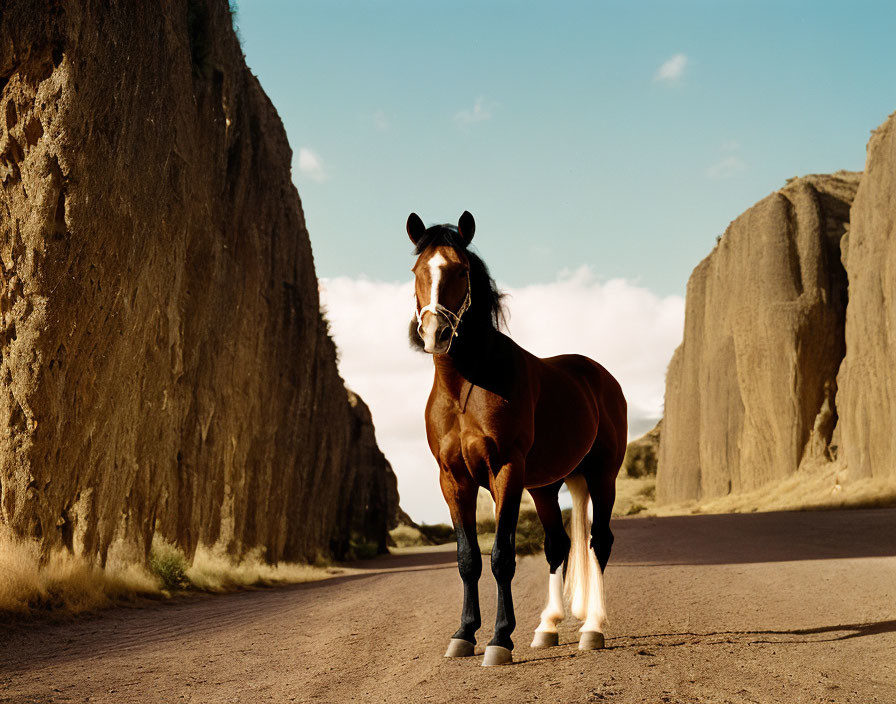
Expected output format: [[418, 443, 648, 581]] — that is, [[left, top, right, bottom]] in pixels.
[[407, 211, 628, 666]]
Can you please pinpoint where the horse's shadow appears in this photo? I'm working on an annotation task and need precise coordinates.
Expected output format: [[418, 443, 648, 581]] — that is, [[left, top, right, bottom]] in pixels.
[[508, 619, 896, 665]]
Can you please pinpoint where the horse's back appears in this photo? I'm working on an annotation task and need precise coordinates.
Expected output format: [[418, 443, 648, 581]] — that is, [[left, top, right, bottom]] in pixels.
[[542, 354, 626, 417]]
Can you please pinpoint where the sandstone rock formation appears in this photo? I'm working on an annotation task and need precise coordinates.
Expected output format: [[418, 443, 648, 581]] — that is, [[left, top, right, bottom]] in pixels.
[[0, 0, 398, 564], [836, 112, 896, 484], [621, 420, 660, 478], [340, 392, 400, 555], [657, 172, 860, 504]]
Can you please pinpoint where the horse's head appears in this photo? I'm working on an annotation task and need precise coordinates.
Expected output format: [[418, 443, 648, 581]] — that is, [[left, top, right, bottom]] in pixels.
[[407, 211, 476, 354]]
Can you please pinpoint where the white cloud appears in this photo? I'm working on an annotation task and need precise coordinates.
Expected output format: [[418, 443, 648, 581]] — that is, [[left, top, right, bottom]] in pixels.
[[372, 109, 389, 131], [297, 147, 327, 182], [455, 97, 494, 126], [706, 155, 747, 180], [654, 53, 688, 83], [320, 269, 683, 524]]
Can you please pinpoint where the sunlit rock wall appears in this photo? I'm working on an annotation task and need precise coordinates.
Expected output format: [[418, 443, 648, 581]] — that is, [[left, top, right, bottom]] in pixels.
[[0, 0, 398, 564], [657, 173, 859, 504], [836, 112, 896, 483]]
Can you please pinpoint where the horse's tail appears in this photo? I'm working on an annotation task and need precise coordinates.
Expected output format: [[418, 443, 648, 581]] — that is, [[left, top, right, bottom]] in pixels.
[[563, 474, 593, 620]]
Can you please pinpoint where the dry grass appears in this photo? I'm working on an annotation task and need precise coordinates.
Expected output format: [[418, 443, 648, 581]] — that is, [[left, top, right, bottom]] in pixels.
[[388, 461, 896, 560], [392, 481, 666, 557], [392, 489, 547, 556], [389, 524, 433, 548], [649, 460, 896, 517], [186, 543, 336, 592], [476, 509, 545, 556], [0, 526, 159, 617], [0, 529, 341, 618], [613, 475, 658, 516]]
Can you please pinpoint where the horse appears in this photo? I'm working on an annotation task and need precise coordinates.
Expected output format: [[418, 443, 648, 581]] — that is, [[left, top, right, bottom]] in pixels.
[[406, 211, 628, 666]]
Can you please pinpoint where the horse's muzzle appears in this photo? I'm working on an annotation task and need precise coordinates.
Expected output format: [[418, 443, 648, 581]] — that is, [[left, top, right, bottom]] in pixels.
[[419, 312, 454, 354]]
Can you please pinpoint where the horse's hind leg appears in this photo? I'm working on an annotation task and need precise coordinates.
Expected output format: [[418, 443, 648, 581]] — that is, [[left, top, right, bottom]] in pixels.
[[585, 460, 617, 572], [528, 481, 570, 648], [578, 451, 620, 650]]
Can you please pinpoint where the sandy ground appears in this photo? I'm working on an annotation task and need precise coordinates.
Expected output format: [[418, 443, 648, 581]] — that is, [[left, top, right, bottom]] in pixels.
[[1, 509, 895, 704]]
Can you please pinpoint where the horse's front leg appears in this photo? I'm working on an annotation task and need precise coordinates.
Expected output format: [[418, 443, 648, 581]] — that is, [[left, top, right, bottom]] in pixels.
[[483, 456, 524, 666], [440, 471, 481, 658]]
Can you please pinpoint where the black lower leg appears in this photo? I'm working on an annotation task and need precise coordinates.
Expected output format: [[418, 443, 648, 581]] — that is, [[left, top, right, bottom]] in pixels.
[[545, 530, 571, 574], [452, 523, 481, 643], [530, 482, 570, 576], [489, 522, 517, 650], [592, 529, 614, 572], [585, 471, 616, 573]]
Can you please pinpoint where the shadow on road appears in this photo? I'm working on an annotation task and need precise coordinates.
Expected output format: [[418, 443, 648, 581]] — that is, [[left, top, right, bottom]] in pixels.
[[377, 508, 896, 568], [610, 507, 896, 565], [509, 619, 896, 665], [610, 618, 896, 647], [346, 545, 457, 572]]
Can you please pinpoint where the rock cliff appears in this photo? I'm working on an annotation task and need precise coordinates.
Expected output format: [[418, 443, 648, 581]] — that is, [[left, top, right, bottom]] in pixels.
[[339, 392, 400, 555], [657, 172, 860, 504], [835, 113, 896, 484], [0, 0, 398, 564]]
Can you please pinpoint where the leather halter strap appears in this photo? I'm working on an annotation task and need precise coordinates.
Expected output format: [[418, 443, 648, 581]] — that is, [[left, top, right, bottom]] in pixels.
[[415, 270, 472, 352]]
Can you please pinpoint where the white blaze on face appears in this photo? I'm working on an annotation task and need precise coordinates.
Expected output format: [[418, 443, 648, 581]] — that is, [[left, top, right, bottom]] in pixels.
[[421, 252, 448, 352]]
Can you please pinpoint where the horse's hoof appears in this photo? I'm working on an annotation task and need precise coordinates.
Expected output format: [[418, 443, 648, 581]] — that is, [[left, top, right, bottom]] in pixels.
[[444, 638, 475, 658], [578, 631, 605, 650], [530, 631, 559, 649], [481, 645, 513, 666]]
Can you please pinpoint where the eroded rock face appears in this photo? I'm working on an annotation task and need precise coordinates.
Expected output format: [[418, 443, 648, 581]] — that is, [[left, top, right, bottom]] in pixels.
[[657, 173, 859, 504], [836, 112, 896, 483], [0, 0, 398, 564], [339, 392, 400, 555]]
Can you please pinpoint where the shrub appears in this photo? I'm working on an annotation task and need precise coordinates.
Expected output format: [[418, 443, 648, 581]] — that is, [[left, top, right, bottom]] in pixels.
[[389, 525, 431, 548], [417, 523, 456, 544], [349, 539, 380, 561], [148, 537, 190, 592], [408, 508, 546, 557]]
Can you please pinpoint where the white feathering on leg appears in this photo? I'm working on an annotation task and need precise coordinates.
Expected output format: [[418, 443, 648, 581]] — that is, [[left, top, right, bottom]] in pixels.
[[534, 572, 565, 633]]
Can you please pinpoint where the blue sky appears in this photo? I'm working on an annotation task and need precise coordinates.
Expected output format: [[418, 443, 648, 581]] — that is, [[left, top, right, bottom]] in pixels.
[[236, 1, 896, 296], [235, 2, 896, 521]]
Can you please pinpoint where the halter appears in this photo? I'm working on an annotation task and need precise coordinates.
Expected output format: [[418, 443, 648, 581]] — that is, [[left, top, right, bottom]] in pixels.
[[415, 270, 472, 351]]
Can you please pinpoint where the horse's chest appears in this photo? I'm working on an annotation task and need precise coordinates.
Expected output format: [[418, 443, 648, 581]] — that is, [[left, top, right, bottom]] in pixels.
[[458, 406, 528, 471], [429, 382, 529, 475]]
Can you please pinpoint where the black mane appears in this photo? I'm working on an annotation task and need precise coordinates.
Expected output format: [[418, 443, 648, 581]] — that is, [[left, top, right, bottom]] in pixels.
[[409, 224, 506, 351]]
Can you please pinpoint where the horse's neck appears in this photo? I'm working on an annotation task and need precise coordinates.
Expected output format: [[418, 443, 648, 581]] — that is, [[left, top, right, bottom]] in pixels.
[[433, 325, 507, 395]]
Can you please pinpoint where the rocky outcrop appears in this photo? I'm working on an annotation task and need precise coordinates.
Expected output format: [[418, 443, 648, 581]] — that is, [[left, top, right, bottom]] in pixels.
[[621, 420, 661, 478], [0, 0, 398, 564], [657, 172, 860, 504], [836, 112, 896, 484], [337, 392, 400, 555]]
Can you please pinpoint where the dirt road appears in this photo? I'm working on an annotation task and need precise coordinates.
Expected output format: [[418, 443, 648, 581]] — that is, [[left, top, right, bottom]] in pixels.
[[2, 509, 895, 703]]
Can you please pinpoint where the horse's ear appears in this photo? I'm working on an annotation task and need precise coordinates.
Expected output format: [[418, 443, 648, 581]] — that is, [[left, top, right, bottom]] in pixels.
[[458, 211, 475, 245], [407, 213, 426, 245]]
